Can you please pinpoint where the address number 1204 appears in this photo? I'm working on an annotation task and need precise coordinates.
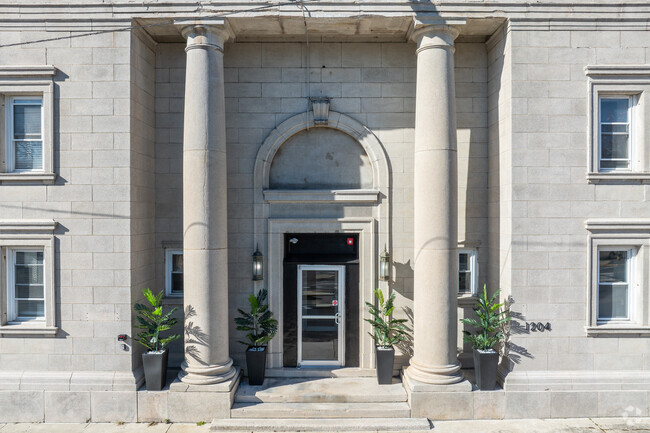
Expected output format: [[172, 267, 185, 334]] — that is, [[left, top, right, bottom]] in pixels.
[[526, 322, 551, 332]]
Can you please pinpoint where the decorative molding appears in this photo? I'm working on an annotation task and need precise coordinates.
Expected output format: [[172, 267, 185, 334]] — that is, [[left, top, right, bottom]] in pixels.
[[310, 97, 330, 125], [585, 325, 650, 337], [585, 219, 650, 232], [0, 219, 58, 233], [0, 65, 57, 77], [263, 189, 379, 204], [585, 65, 650, 79]]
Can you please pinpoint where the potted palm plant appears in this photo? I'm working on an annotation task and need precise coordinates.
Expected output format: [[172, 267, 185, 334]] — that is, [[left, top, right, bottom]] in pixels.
[[235, 288, 278, 386], [460, 285, 511, 390], [365, 288, 408, 384], [134, 288, 181, 391]]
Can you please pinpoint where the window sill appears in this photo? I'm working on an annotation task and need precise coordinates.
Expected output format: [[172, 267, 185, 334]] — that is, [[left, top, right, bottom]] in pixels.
[[458, 294, 478, 307], [0, 172, 57, 185], [0, 324, 58, 336], [163, 296, 183, 305], [585, 325, 650, 336], [587, 172, 650, 184]]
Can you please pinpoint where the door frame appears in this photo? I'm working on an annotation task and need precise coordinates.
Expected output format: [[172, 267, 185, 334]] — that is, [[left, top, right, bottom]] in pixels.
[[265, 218, 382, 370], [297, 264, 346, 367]]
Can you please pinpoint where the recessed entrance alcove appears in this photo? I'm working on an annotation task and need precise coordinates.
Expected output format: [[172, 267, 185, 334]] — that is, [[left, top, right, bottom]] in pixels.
[[253, 109, 390, 370]]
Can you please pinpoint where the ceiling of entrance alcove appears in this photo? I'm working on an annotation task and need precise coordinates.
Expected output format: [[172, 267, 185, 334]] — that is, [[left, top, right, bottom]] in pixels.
[[269, 128, 373, 190]]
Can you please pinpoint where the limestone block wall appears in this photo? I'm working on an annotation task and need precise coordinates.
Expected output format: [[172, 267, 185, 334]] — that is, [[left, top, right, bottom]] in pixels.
[[129, 29, 157, 369], [503, 26, 650, 385], [0, 24, 143, 387], [153, 41, 489, 369]]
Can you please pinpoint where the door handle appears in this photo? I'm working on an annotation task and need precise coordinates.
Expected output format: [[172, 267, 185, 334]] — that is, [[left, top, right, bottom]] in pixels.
[[335, 312, 341, 325]]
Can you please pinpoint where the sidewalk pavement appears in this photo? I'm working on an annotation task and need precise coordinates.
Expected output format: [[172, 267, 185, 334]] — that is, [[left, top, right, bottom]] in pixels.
[[1, 418, 650, 433]]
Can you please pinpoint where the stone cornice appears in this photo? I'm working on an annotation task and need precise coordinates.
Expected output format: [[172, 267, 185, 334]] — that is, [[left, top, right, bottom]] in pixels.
[[1, 1, 650, 20]]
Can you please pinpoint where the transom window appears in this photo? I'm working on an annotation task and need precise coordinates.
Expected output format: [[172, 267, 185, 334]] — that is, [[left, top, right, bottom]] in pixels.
[[598, 97, 632, 172], [597, 248, 632, 322], [6, 97, 43, 172], [165, 249, 183, 297], [458, 249, 478, 296], [7, 249, 45, 322]]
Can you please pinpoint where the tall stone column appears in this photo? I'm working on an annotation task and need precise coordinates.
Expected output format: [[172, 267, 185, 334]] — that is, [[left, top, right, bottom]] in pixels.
[[405, 24, 466, 387], [178, 23, 237, 385]]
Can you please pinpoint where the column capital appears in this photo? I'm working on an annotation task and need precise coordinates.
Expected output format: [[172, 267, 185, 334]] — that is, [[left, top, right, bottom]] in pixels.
[[175, 18, 233, 52], [409, 17, 465, 52]]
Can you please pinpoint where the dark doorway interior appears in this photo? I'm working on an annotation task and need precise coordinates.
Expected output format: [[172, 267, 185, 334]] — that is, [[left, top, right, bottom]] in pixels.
[[283, 233, 360, 368]]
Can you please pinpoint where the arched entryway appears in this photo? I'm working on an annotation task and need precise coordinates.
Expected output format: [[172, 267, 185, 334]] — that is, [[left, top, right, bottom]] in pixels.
[[252, 108, 390, 370]]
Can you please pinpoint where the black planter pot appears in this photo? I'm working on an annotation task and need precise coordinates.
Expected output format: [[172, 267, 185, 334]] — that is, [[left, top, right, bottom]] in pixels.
[[375, 346, 395, 385], [142, 349, 169, 391], [246, 346, 267, 386], [473, 348, 499, 390]]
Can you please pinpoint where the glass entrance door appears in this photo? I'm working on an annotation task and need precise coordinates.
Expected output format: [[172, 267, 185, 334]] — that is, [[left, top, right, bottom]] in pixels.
[[297, 265, 345, 367]]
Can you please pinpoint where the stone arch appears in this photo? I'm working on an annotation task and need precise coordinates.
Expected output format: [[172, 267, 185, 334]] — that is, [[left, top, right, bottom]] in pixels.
[[253, 111, 389, 193]]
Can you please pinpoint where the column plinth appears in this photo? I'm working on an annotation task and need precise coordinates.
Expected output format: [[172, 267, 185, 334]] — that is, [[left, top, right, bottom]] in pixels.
[[177, 23, 237, 385], [404, 24, 468, 388]]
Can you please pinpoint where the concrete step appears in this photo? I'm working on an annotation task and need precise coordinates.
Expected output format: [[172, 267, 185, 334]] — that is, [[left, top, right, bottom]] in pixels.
[[235, 377, 407, 403], [264, 367, 377, 378], [230, 402, 411, 419], [212, 417, 430, 431]]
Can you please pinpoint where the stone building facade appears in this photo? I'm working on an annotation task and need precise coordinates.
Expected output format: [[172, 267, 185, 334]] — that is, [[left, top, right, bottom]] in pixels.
[[0, 0, 650, 423]]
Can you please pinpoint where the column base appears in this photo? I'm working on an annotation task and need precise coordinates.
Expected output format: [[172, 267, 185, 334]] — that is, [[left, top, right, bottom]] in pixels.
[[168, 369, 241, 421], [403, 358, 468, 387], [402, 367, 473, 419], [177, 358, 238, 385], [403, 367, 472, 392]]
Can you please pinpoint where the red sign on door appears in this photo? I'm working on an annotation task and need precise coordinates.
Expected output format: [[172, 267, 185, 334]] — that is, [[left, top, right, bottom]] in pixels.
[[346, 238, 354, 246], [332, 300, 338, 306]]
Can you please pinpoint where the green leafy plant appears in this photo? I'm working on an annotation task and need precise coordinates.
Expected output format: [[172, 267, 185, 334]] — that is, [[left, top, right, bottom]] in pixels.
[[134, 288, 181, 352], [365, 288, 408, 348], [460, 285, 511, 351], [235, 288, 278, 349]]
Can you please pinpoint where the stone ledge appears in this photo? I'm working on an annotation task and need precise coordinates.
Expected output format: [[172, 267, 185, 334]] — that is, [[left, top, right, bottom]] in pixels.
[[263, 189, 380, 204], [503, 370, 650, 391], [0, 219, 57, 233], [0, 371, 140, 392], [586, 325, 650, 336], [587, 172, 650, 184], [0, 65, 57, 77], [0, 172, 57, 184], [0, 324, 58, 336]]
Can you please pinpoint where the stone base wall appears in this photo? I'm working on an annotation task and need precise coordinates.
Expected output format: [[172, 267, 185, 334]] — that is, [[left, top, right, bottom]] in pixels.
[[2, 384, 646, 422]]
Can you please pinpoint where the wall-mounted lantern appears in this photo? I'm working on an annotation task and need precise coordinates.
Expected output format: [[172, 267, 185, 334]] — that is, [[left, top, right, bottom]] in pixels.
[[379, 246, 390, 281], [252, 244, 263, 281]]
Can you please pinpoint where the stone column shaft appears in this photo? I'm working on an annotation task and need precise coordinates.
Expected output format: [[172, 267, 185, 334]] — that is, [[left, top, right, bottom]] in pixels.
[[179, 24, 236, 385], [406, 25, 464, 385]]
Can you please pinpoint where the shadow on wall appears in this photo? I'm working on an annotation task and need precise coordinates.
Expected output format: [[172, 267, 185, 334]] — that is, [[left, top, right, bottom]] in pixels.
[[505, 310, 534, 365], [390, 260, 414, 358], [396, 306, 414, 358], [183, 305, 209, 366]]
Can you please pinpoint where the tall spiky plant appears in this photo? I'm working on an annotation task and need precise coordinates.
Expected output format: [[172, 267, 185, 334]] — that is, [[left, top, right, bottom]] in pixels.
[[134, 288, 181, 352], [460, 285, 511, 351], [365, 288, 408, 348], [235, 288, 278, 349]]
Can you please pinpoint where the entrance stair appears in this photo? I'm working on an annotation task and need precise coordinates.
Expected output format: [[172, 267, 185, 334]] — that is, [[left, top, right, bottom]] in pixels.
[[211, 375, 431, 431]]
